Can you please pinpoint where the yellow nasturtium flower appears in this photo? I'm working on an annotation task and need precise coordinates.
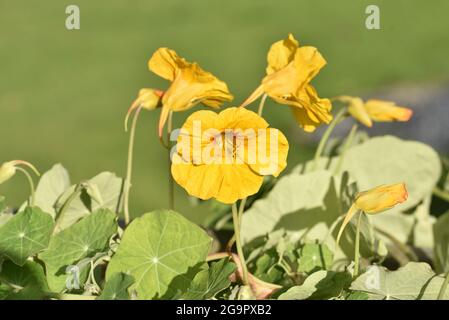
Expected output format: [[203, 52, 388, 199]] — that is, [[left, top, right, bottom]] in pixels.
[[148, 48, 233, 137], [241, 34, 332, 132], [171, 107, 289, 204], [336, 183, 408, 244], [337, 96, 413, 127], [0, 160, 40, 185]]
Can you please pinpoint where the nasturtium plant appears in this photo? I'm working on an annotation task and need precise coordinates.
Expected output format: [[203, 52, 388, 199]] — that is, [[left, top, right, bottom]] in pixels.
[[1, 35, 449, 301]]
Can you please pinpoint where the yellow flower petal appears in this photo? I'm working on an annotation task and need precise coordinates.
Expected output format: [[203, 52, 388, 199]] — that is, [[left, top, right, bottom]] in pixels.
[[288, 85, 333, 132], [355, 183, 408, 214], [248, 128, 289, 177], [148, 47, 187, 81], [266, 33, 299, 75], [171, 158, 264, 204], [364, 100, 413, 122], [149, 48, 233, 137]]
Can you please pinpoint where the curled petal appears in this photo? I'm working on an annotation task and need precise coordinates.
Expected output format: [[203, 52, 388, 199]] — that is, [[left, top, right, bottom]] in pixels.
[[266, 33, 299, 74], [364, 100, 413, 122]]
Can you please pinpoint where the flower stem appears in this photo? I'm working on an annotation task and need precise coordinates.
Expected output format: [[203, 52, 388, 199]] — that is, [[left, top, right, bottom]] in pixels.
[[334, 123, 358, 174], [433, 187, 449, 203], [354, 211, 363, 278], [257, 94, 268, 117], [16, 167, 36, 207], [438, 271, 449, 300], [167, 110, 174, 210], [313, 107, 348, 170], [232, 202, 249, 285], [226, 198, 246, 253], [124, 106, 142, 226]]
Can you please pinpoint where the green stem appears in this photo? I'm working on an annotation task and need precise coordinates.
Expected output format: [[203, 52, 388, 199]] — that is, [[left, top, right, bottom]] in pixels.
[[226, 199, 247, 253], [438, 271, 449, 300], [313, 107, 348, 170], [124, 106, 142, 226], [257, 94, 268, 117], [16, 167, 36, 207], [167, 110, 174, 210], [334, 124, 358, 174], [232, 202, 249, 285], [433, 187, 449, 203], [354, 211, 362, 278]]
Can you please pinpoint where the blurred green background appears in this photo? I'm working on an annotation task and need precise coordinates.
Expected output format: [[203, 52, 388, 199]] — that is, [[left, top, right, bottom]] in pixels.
[[1, 0, 449, 223]]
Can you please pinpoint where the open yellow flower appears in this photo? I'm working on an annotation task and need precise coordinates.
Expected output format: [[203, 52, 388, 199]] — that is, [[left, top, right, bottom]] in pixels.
[[336, 96, 413, 127], [336, 183, 408, 244], [148, 48, 233, 137], [241, 34, 332, 132], [171, 107, 289, 204]]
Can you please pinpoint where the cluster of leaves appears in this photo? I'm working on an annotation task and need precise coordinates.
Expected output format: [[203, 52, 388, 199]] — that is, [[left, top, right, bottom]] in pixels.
[[1, 134, 449, 300]]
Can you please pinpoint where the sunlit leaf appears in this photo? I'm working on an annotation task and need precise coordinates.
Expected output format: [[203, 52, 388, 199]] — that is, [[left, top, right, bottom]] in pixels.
[[106, 210, 212, 299], [39, 209, 118, 292], [0, 206, 54, 265]]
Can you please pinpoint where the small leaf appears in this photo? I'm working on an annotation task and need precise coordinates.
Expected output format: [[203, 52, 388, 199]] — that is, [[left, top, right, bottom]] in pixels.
[[297, 243, 333, 274], [279, 270, 350, 300], [106, 210, 212, 299], [31, 164, 71, 217], [54, 172, 123, 231], [39, 209, 118, 292], [97, 273, 134, 300], [0, 206, 54, 265], [180, 258, 236, 300]]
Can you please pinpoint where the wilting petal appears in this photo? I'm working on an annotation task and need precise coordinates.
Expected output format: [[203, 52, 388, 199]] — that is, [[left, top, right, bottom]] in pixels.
[[148, 47, 188, 81], [288, 85, 333, 132], [162, 63, 233, 112], [337, 95, 373, 127], [266, 33, 299, 75], [364, 100, 413, 122], [355, 183, 408, 214]]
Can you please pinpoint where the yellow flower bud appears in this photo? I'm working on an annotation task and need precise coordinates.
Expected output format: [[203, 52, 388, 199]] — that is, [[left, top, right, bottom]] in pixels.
[[336, 183, 408, 245], [124, 88, 163, 131], [0, 161, 17, 184], [364, 100, 413, 122], [354, 183, 408, 214], [337, 95, 373, 127]]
